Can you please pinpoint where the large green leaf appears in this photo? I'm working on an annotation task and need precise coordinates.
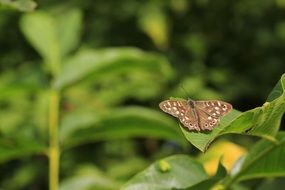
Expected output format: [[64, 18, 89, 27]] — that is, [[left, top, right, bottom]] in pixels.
[[121, 155, 209, 190], [54, 48, 173, 89], [60, 106, 185, 149], [0, 136, 46, 163], [181, 73, 285, 152], [222, 132, 285, 188]]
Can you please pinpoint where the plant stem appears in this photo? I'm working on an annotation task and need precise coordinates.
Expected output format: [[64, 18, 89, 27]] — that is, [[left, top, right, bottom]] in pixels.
[[49, 89, 60, 190]]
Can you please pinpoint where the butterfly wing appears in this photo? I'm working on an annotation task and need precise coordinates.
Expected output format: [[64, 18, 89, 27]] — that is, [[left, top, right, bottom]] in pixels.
[[195, 107, 220, 130], [195, 100, 232, 118], [159, 100, 200, 131]]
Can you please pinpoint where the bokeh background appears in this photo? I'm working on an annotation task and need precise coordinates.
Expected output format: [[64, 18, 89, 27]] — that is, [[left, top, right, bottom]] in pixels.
[[0, 0, 285, 189]]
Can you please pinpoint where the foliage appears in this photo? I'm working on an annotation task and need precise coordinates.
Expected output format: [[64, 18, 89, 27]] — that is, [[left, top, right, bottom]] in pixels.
[[123, 74, 285, 190], [1, 0, 285, 190]]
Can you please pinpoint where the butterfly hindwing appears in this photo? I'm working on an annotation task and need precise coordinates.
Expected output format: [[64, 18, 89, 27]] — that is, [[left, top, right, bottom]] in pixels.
[[181, 109, 200, 131], [195, 100, 232, 118], [195, 107, 220, 130]]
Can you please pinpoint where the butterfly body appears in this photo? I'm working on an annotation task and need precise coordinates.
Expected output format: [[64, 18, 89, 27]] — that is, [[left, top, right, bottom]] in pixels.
[[159, 98, 232, 131]]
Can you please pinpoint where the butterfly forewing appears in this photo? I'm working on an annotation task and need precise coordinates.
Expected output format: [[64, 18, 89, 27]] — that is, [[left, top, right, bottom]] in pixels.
[[159, 100, 199, 131], [159, 100, 188, 117], [195, 100, 232, 118]]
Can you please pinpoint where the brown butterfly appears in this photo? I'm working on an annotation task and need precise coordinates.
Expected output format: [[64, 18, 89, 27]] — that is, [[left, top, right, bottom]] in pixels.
[[159, 98, 232, 131]]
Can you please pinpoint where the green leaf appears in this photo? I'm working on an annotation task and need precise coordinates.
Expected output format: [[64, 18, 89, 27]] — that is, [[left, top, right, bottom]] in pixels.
[[57, 8, 82, 58], [223, 132, 285, 188], [60, 106, 185, 149], [54, 48, 173, 89], [0, 0, 37, 12], [215, 159, 228, 178], [20, 11, 58, 70], [121, 155, 209, 190], [267, 74, 285, 101], [20, 9, 82, 74], [181, 73, 285, 152], [0, 136, 46, 163]]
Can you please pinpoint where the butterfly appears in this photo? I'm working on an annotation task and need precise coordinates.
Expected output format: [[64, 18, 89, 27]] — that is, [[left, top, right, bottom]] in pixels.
[[159, 98, 232, 131]]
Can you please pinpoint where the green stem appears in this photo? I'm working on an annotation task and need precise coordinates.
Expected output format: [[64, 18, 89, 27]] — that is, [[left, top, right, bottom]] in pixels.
[[49, 89, 60, 190]]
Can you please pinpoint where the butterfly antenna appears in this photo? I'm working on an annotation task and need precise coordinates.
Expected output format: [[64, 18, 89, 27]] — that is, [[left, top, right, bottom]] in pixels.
[[180, 84, 191, 98]]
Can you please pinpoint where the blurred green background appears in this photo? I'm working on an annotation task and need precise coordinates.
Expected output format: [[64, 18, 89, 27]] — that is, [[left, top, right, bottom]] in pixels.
[[0, 0, 285, 189]]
